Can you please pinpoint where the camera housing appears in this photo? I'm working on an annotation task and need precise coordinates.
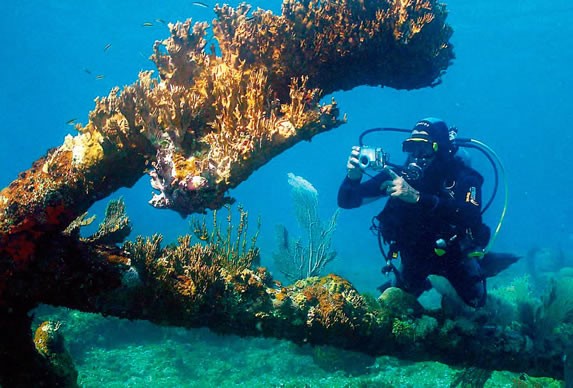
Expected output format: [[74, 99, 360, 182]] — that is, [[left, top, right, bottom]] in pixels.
[[358, 146, 387, 171]]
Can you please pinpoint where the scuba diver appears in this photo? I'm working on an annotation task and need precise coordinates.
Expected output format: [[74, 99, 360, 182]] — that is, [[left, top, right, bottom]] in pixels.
[[337, 117, 518, 308]]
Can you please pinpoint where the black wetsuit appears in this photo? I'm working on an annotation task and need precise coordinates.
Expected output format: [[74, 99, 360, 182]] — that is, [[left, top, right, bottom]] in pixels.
[[337, 157, 491, 307]]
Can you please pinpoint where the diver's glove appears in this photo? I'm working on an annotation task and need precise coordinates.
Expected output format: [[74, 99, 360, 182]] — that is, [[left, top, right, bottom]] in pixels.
[[381, 168, 420, 203], [346, 146, 363, 180]]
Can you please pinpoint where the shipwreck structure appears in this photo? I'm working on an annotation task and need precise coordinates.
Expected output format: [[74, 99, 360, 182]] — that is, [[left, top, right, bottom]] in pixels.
[[2, 0, 562, 386]]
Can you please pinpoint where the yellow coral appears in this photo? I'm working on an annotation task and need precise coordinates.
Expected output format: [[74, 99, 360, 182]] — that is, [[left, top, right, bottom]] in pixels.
[[392, 318, 416, 341], [59, 131, 105, 168], [172, 154, 200, 181]]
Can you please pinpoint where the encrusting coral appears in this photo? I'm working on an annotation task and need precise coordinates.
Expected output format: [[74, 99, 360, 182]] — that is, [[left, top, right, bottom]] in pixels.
[[33, 321, 78, 387], [0, 0, 456, 385]]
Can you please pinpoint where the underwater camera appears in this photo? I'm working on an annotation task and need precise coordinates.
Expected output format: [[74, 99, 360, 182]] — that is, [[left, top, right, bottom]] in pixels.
[[358, 146, 388, 171]]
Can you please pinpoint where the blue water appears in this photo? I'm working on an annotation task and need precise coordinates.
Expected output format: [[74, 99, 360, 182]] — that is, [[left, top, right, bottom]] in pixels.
[[1, 0, 572, 381]]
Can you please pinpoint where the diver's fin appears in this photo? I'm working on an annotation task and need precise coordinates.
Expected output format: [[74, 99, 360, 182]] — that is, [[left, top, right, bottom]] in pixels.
[[480, 252, 521, 278]]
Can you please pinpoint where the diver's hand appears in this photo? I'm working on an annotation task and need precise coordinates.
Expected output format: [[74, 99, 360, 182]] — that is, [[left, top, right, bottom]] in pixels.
[[381, 168, 420, 203], [346, 146, 363, 180]]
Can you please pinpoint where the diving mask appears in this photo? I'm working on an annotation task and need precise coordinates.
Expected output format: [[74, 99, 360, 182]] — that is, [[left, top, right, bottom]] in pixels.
[[402, 138, 437, 181], [402, 138, 438, 158]]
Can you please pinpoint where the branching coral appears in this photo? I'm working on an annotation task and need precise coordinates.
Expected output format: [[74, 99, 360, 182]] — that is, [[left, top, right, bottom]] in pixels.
[[191, 204, 260, 273], [126, 234, 226, 318], [123, 205, 261, 320], [134, 22, 342, 215], [83, 198, 132, 245], [214, 0, 453, 95]]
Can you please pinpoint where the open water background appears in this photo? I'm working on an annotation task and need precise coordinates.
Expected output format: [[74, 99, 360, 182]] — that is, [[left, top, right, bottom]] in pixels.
[[1, 1, 572, 385]]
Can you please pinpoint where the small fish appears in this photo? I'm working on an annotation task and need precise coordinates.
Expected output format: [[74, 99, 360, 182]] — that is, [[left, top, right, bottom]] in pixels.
[[95, 74, 105, 80], [104, 43, 112, 51], [142, 22, 154, 27], [191, 1, 209, 8], [155, 18, 167, 25], [83, 68, 92, 74], [66, 118, 77, 125]]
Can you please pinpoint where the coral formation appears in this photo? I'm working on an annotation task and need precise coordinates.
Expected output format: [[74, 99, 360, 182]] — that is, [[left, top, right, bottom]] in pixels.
[[142, 18, 347, 216], [127, 234, 227, 319], [273, 173, 339, 282], [33, 321, 78, 387], [213, 0, 453, 95], [535, 276, 573, 335], [124, 205, 265, 324], [82, 198, 132, 245], [191, 204, 261, 273]]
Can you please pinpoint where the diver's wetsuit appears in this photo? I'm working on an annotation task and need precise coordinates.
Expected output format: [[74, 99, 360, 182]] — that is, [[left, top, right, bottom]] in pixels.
[[338, 157, 491, 307]]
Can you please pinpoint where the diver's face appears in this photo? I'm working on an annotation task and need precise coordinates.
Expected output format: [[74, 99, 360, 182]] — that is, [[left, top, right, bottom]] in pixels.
[[402, 131, 438, 181]]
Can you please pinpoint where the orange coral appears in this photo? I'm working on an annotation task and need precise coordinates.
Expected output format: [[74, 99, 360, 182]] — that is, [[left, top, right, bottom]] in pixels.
[[287, 274, 367, 331]]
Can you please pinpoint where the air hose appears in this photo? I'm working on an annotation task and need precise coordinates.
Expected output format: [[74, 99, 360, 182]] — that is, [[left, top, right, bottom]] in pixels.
[[454, 138, 508, 253]]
